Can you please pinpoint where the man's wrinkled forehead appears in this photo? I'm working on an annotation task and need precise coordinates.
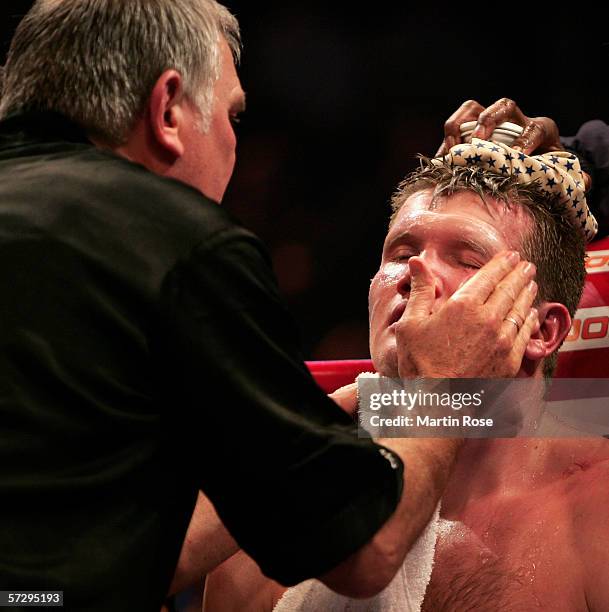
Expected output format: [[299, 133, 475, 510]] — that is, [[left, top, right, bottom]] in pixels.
[[386, 188, 532, 254]]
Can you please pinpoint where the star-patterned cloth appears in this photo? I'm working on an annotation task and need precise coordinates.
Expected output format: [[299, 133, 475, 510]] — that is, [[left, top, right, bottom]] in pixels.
[[435, 138, 598, 242]]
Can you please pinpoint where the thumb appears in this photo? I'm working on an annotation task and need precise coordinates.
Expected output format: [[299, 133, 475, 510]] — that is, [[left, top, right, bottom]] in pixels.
[[404, 257, 435, 319]]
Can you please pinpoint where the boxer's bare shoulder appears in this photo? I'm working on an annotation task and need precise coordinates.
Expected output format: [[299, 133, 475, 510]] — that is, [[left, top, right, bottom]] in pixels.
[[423, 438, 609, 612]]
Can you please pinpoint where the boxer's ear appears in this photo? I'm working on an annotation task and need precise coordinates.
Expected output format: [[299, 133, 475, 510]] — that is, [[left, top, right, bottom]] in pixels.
[[524, 302, 571, 362]]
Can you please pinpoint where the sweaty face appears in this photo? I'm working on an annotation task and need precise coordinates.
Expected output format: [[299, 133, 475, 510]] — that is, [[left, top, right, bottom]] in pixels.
[[368, 189, 532, 377], [179, 38, 246, 202]]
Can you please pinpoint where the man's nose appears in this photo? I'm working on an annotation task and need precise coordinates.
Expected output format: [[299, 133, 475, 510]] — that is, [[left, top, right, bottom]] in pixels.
[[396, 253, 444, 300]]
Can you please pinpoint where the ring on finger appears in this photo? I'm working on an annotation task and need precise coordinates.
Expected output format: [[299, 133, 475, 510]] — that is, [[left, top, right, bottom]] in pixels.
[[504, 315, 523, 330]]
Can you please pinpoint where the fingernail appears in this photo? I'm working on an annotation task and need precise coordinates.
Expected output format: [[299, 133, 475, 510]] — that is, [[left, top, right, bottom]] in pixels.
[[408, 258, 422, 274], [472, 123, 485, 137], [523, 262, 536, 276], [512, 145, 522, 152], [527, 280, 537, 294], [506, 251, 520, 264], [529, 307, 538, 319]]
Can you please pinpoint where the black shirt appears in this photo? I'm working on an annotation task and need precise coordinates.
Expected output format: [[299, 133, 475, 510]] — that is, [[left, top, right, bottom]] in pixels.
[[0, 112, 403, 611]]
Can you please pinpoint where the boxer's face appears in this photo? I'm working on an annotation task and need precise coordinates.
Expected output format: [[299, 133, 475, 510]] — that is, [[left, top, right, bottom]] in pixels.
[[368, 188, 532, 376]]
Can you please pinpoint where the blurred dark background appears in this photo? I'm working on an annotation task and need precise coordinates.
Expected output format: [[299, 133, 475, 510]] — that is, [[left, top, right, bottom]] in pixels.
[[2, 2, 609, 360]]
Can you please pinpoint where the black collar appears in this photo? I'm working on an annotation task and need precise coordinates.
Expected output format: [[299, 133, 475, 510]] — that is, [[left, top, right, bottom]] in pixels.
[[0, 110, 91, 145]]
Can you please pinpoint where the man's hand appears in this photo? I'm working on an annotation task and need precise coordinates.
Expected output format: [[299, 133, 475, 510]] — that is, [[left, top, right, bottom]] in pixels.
[[437, 98, 562, 156], [329, 382, 359, 417], [395, 251, 539, 378], [437, 98, 591, 191]]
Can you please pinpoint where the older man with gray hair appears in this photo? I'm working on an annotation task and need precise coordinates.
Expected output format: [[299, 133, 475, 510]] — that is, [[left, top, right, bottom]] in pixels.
[[0, 2, 538, 610]]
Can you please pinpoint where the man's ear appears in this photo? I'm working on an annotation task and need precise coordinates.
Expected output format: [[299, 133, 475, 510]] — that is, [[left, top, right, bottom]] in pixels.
[[147, 69, 187, 159], [524, 302, 572, 363]]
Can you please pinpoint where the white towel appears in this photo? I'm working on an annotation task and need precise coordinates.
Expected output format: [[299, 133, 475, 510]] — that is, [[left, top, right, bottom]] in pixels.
[[272, 502, 440, 612]]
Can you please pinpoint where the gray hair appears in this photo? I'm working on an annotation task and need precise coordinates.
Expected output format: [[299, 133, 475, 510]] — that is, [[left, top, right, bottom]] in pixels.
[[0, 0, 241, 144]]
